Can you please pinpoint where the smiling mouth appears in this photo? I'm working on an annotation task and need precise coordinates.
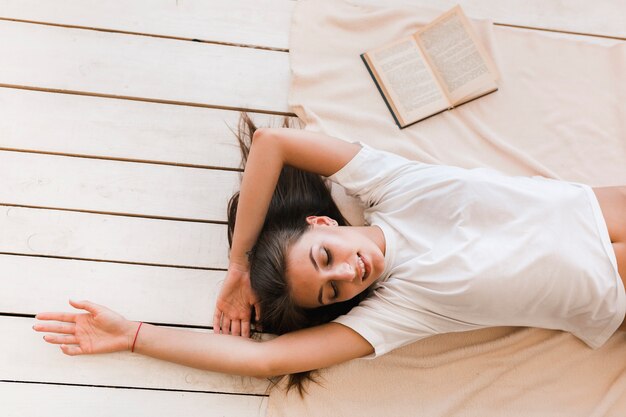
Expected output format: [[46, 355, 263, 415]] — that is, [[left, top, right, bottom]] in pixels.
[[357, 253, 369, 282]]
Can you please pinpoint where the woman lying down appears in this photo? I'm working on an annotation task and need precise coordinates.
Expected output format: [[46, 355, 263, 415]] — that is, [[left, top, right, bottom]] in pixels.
[[33, 113, 626, 396]]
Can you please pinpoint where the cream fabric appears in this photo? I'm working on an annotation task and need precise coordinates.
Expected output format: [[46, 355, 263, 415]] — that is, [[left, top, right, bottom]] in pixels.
[[267, 0, 626, 415]]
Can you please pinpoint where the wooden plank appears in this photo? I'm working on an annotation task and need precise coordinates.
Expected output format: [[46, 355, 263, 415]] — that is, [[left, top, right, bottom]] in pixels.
[[0, 254, 223, 326], [0, 0, 293, 50], [1, 381, 268, 417], [0, 20, 290, 112], [0, 205, 229, 269], [0, 89, 292, 169], [3, 316, 270, 395], [0, 150, 239, 222], [0, 0, 624, 43]]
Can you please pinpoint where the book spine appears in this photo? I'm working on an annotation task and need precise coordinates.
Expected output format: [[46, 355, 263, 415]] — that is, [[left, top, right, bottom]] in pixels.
[[454, 88, 498, 109], [360, 53, 404, 129], [402, 88, 499, 128]]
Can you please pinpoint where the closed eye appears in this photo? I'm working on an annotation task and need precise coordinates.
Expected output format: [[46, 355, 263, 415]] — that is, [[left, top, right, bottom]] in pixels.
[[331, 281, 338, 299], [324, 247, 333, 266]]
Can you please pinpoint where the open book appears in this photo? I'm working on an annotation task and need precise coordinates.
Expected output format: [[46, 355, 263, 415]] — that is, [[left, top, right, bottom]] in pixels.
[[361, 6, 499, 129]]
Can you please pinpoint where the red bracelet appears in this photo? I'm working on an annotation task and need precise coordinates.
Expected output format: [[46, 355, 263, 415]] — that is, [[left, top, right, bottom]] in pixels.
[[131, 322, 143, 352]]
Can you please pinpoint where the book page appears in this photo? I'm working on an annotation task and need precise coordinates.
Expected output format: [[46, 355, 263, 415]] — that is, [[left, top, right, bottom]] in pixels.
[[366, 37, 450, 125], [416, 6, 498, 104]]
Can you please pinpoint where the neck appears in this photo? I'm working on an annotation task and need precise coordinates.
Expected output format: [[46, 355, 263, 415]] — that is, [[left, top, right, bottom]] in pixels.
[[352, 225, 386, 255]]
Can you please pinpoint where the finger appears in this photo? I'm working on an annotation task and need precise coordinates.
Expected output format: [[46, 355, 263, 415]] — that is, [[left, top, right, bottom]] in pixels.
[[35, 312, 76, 323], [33, 322, 75, 335], [254, 303, 262, 322], [43, 334, 79, 345], [213, 310, 222, 334], [69, 299, 99, 315], [231, 320, 241, 337], [242, 320, 250, 338], [60, 344, 84, 356], [222, 317, 231, 335]]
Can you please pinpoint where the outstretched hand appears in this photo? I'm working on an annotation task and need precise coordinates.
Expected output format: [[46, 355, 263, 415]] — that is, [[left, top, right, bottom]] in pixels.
[[213, 263, 261, 338], [33, 299, 138, 356]]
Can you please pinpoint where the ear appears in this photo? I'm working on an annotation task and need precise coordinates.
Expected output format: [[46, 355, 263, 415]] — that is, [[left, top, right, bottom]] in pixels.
[[305, 215, 338, 227]]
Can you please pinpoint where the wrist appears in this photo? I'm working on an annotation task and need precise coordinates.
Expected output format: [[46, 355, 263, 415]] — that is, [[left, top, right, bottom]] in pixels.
[[230, 242, 253, 269], [228, 259, 250, 273], [125, 320, 142, 352]]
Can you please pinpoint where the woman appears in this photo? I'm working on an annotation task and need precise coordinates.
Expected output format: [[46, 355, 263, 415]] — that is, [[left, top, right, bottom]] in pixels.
[[33, 113, 626, 396]]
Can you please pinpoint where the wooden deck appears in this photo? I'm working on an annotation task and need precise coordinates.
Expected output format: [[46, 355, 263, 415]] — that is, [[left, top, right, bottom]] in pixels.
[[1, 1, 624, 415]]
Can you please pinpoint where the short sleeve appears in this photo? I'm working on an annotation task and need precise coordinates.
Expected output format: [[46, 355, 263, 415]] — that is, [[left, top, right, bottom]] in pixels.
[[327, 142, 417, 209], [332, 288, 433, 359]]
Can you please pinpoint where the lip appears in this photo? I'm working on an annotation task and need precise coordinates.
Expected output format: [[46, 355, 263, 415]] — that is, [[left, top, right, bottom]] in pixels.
[[358, 253, 370, 282]]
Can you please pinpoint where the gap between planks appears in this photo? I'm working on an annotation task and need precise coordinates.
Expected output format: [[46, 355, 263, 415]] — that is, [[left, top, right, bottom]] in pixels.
[[5, 312, 257, 336], [1, 314, 211, 332], [0, 13, 623, 44], [0, 202, 229, 225], [0, 146, 245, 172], [0, 250, 227, 272], [0, 84, 296, 118], [3, 313, 262, 335], [0, 17, 290, 52], [0, 85, 295, 170], [493, 22, 625, 41], [0, 379, 270, 397]]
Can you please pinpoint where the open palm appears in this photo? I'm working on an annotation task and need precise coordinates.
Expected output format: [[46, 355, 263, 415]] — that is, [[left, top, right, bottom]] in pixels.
[[33, 299, 136, 356]]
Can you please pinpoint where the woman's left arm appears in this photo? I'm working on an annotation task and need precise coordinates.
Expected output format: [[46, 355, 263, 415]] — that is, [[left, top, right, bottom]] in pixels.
[[131, 319, 373, 377], [34, 300, 373, 378]]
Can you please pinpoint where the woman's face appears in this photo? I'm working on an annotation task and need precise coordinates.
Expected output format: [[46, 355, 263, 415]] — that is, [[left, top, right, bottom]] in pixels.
[[286, 216, 385, 308]]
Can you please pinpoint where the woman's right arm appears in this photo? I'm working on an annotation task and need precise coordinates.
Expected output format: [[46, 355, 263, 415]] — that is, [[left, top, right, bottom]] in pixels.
[[34, 300, 374, 377], [228, 127, 362, 268], [215, 128, 362, 336]]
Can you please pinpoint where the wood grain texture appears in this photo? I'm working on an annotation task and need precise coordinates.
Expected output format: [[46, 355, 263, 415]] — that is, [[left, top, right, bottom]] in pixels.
[[0, 0, 294, 50], [0, 88, 293, 169], [0, 254, 224, 326], [3, 316, 271, 395], [0, 150, 239, 222], [0, 20, 290, 112], [1, 381, 268, 417], [0, 0, 623, 46], [0, 205, 229, 269]]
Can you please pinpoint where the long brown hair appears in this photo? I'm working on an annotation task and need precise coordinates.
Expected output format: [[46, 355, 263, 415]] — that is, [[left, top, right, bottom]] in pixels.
[[226, 112, 370, 396]]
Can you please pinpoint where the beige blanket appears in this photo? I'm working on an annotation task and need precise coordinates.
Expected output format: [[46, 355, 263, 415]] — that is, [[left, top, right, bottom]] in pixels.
[[267, 0, 626, 415]]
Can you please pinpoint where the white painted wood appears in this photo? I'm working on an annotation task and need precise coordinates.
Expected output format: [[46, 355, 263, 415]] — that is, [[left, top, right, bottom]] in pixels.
[[353, 0, 626, 39], [0, 254, 224, 326], [1, 381, 268, 417], [3, 316, 271, 395], [0, 0, 623, 45], [0, 1, 275, 415], [0, 20, 290, 112], [0, 89, 293, 169], [0, 205, 229, 269], [0, 150, 239, 222], [0, 0, 293, 50]]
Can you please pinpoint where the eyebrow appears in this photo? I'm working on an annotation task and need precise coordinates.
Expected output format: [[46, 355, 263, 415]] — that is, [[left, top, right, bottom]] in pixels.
[[309, 246, 325, 306], [309, 246, 319, 272]]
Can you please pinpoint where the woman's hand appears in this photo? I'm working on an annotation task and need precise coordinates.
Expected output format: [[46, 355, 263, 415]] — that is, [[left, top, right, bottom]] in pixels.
[[33, 299, 139, 356], [213, 262, 261, 338]]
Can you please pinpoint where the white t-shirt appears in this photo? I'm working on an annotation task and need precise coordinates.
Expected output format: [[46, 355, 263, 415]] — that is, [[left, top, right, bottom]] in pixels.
[[328, 143, 625, 359]]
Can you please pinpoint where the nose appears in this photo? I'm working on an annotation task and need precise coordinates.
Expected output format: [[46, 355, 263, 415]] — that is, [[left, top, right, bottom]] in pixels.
[[332, 262, 356, 282]]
